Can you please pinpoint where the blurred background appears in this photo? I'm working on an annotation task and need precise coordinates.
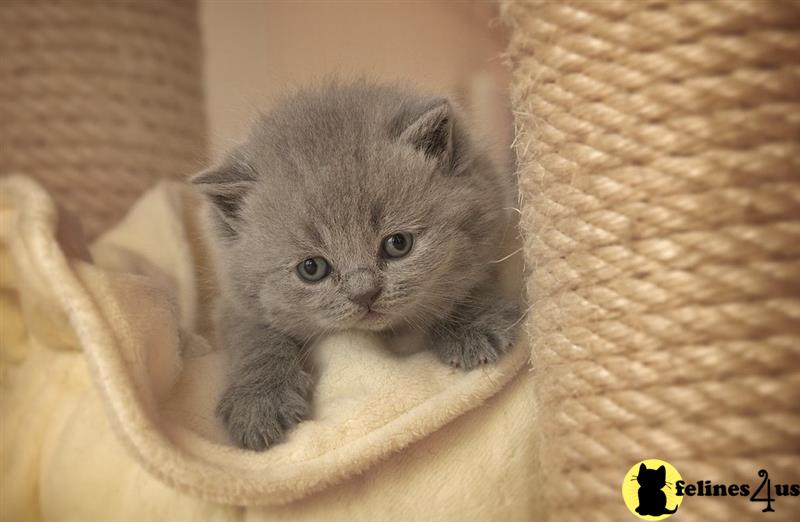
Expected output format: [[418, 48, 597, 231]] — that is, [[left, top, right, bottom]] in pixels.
[[1, 0, 513, 238], [203, 1, 512, 162]]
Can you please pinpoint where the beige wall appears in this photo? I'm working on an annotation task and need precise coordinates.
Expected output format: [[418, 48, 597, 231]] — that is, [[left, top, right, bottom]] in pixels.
[[200, 0, 512, 165]]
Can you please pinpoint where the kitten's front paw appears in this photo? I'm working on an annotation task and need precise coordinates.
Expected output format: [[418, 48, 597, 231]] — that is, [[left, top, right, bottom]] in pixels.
[[217, 370, 311, 451], [431, 302, 519, 370]]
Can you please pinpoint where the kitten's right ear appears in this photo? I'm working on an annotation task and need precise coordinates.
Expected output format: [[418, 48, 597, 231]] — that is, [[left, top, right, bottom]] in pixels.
[[395, 98, 468, 175], [191, 158, 257, 232], [399, 99, 453, 164], [639, 463, 647, 474]]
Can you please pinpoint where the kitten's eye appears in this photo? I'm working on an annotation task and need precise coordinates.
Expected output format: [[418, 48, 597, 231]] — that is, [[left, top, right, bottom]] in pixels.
[[297, 257, 330, 282], [382, 232, 413, 258]]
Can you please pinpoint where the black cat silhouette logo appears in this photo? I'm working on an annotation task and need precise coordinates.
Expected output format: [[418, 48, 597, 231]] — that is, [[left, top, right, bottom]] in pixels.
[[622, 459, 684, 520]]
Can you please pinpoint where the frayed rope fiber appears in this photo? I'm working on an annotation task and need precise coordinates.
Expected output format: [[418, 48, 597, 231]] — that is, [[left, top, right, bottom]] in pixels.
[[502, 1, 800, 521], [0, 0, 207, 238]]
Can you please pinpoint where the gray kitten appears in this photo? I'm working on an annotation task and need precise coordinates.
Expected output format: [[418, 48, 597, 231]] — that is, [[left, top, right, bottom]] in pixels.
[[192, 81, 519, 451]]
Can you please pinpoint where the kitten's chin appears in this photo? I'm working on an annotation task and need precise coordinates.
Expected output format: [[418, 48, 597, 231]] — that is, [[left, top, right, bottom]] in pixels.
[[351, 309, 397, 332]]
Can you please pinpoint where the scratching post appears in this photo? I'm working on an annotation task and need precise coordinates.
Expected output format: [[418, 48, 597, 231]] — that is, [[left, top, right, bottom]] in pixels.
[[503, 1, 800, 520], [0, 0, 206, 238]]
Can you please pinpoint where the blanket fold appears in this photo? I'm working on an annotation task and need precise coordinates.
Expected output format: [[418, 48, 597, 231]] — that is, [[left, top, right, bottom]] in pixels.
[[1, 175, 535, 519]]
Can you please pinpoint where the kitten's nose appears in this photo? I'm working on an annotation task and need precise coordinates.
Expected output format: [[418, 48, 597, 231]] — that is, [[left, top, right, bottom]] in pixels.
[[345, 270, 381, 307], [350, 287, 381, 308]]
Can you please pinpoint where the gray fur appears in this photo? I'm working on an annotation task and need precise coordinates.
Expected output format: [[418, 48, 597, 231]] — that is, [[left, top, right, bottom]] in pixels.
[[193, 80, 519, 451]]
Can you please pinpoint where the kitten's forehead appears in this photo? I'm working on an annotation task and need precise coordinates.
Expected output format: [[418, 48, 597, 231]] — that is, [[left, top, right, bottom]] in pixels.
[[249, 84, 405, 164], [234, 81, 475, 271], [244, 92, 439, 235], [245, 145, 432, 260], [241, 81, 450, 185], [290, 161, 429, 250]]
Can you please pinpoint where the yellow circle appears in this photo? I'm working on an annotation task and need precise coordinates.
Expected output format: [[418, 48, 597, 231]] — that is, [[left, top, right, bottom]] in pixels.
[[622, 459, 684, 520]]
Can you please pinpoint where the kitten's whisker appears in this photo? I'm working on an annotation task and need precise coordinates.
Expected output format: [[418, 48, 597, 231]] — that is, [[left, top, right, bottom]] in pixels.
[[489, 248, 522, 264], [402, 315, 426, 335], [410, 292, 489, 314], [506, 303, 534, 330], [410, 296, 514, 328], [289, 326, 332, 382], [480, 363, 499, 387]]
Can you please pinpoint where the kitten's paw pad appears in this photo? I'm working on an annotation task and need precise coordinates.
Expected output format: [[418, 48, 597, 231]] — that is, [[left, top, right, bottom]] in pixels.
[[438, 332, 501, 370], [432, 302, 519, 371], [435, 324, 515, 370], [217, 371, 311, 451]]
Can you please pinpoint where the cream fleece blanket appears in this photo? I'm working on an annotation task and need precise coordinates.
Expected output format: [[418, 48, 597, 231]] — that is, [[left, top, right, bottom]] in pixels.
[[0, 175, 537, 521]]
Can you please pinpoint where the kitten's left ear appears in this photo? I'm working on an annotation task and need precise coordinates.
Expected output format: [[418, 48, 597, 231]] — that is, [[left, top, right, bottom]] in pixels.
[[657, 465, 666, 478], [400, 98, 461, 174], [191, 157, 257, 234]]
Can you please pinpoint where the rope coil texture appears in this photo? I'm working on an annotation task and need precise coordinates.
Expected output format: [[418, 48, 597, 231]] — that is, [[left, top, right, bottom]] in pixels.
[[0, 0, 206, 238], [502, 1, 800, 520]]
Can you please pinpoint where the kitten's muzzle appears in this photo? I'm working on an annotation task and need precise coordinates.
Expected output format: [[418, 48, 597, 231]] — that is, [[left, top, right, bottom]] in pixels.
[[344, 269, 382, 308], [351, 287, 381, 308]]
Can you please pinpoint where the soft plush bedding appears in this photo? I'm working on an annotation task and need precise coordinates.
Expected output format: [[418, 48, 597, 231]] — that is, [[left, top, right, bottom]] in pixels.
[[0, 175, 537, 521]]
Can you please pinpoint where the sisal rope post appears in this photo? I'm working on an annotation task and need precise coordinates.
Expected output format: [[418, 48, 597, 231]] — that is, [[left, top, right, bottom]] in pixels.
[[503, 1, 800, 520], [0, 0, 207, 238]]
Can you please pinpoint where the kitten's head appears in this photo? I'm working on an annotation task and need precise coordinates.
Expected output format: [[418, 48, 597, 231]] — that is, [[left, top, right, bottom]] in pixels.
[[637, 464, 667, 489], [193, 81, 509, 339]]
